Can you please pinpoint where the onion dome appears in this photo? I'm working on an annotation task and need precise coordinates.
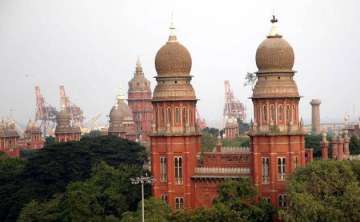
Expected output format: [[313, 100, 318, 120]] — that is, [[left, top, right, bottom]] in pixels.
[[0, 119, 19, 138], [109, 94, 133, 122], [155, 22, 192, 76], [255, 16, 294, 73], [152, 20, 197, 101], [252, 16, 299, 98], [128, 58, 151, 92], [25, 119, 41, 134]]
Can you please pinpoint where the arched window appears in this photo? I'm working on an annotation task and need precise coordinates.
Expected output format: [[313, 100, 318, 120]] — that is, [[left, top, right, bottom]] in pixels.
[[270, 105, 276, 122], [279, 105, 284, 121], [182, 107, 186, 126], [286, 105, 291, 123], [292, 105, 296, 123], [167, 107, 172, 125], [263, 105, 268, 122], [175, 108, 180, 124]]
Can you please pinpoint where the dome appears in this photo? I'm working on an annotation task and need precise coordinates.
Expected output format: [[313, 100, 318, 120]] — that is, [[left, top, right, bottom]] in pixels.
[[56, 110, 71, 123], [155, 35, 192, 76], [255, 17, 294, 73], [109, 96, 133, 121]]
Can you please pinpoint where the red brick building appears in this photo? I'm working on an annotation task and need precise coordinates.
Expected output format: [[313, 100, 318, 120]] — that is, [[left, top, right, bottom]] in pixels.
[[19, 120, 44, 150], [224, 117, 239, 139], [127, 59, 153, 145], [108, 94, 137, 141], [150, 17, 317, 210], [55, 110, 81, 142], [0, 120, 20, 157]]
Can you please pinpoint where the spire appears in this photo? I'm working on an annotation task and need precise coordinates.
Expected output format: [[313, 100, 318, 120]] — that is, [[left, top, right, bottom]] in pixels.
[[116, 87, 126, 104], [168, 12, 177, 42], [268, 14, 282, 38], [135, 56, 143, 75]]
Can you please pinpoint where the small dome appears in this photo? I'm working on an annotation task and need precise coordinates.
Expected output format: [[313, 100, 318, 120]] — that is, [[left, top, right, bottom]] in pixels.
[[155, 36, 192, 76], [255, 16, 294, 73], [109, 97, 133, 121]]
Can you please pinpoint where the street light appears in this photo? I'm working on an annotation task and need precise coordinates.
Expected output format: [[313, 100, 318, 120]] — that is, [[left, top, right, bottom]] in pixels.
[[130, 173, 154, 222]]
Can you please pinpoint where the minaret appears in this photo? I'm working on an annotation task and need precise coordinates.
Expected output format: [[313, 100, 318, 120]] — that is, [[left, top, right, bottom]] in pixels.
[[127, 58, 153, 145], [249, 16, 306, 208], [310, 99, 321, 134], [150, 19, 201, 209]]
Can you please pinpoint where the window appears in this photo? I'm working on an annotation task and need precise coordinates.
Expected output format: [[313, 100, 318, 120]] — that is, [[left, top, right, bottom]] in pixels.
[[286, 105, 291, 123], [263, 105, 267, 122], [160, 156, 167, 182], [262, 157, 270, 184], [175, 197, 184, 209], [279, 105, 284, 121], [278, 194, 287, 207], [175, 108, 180, 124], [182, 107, 187, 126], [278, 157, 286, 180], [263, 197, 271, 203], [161, 193, 168, 203], [270, 105, 276, 122], [167, 107, 172, 125], [174, 156, 183, 184], [292, 105, 296, 123]]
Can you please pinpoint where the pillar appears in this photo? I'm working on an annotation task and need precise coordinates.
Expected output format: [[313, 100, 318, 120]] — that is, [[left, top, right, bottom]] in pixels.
[[310, 99, 321, 134]]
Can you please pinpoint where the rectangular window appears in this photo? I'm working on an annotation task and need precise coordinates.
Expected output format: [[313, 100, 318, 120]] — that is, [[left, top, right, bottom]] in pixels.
[[278, 157, 286, 181], [160, 156, 167, 182], [262, 157, 270, 184], [278, 194, 287, 208], [175, 197, 184, 209], [174, 156, 183, 184]]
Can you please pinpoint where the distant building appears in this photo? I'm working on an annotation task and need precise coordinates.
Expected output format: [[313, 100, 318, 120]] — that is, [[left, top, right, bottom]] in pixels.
[[55, 110, 81, 142], [127, 59, 153, 145], [0, 120, 20, 157], [224, 117, 239, 139], [310, 99, 321, 134], [108, 94, 136, 141], [19, 120, 44, 150]]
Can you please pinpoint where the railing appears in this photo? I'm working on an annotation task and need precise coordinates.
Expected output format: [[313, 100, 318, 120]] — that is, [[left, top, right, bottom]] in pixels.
[[195, 167, 250, 175], [217, 146, 250, 153]]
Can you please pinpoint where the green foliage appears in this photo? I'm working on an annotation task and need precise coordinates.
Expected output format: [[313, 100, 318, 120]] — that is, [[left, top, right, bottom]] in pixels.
[[281, 160, 360, 222], [305, 134, 322, 158], [121, 198, 172, 222], [81, 130, 102, 139], [350, 136, 360, 154], [45, 136, 55, 146], [19, 162, 149, 221], [0, 136, 147, 221], [222, 136, 250, 147], [201, 127, 220, 152], [20, 149, 39, 160]]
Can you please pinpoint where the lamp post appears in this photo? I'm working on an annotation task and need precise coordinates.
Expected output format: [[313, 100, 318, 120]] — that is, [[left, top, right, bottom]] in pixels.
[[130, 173, 154, 222]]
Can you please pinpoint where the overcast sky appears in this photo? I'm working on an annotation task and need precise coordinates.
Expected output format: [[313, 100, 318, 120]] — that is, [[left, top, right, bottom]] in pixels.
[[0, 0, 359, 128]]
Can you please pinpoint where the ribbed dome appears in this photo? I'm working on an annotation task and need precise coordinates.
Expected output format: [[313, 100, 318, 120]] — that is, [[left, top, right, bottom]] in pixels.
[[155, 36, 192, 76], [256, 36, 294, 73], [56, 110, 71, 123]]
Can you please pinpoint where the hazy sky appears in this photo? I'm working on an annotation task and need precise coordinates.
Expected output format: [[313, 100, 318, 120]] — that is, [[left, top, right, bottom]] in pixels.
[[0, 0, 359, 128]]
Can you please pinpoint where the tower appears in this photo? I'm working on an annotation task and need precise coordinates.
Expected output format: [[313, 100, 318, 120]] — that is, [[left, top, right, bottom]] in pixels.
[[310, 99, 321, 134], [108, 94, 136, 141], [249, 16, 306, 207], [150, 21, 201, 209], [24, 120, 44, 149], [127, 59, 153, 145], [55, 109, 81, 142]]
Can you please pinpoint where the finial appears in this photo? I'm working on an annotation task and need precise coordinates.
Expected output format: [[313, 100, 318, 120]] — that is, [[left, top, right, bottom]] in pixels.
[[168, 11, 177, 42], [136, 56, 141, 67], [116, 87, 126, 101], [268, 14, 281, 38]]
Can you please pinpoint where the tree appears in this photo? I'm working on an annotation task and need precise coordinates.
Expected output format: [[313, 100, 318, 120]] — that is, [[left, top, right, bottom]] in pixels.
[[281, 160, 360, 222], [121, 198, 172, 222], [19, 162, 150, 221], [0, 136, 147, 221], [44, 136, 55, 146], [81, 130, 102, 139], [350, 135, 360, 154]]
